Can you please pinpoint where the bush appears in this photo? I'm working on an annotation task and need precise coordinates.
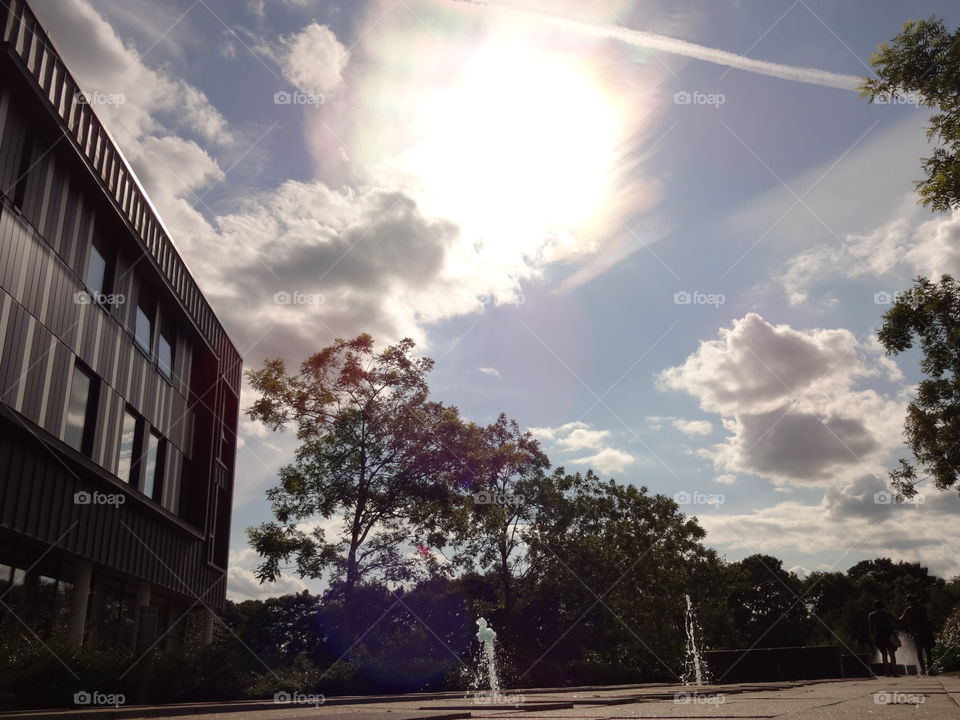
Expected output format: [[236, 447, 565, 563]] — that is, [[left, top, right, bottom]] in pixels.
[[933, 603, 960, 673], [0, 629, 136, 710]]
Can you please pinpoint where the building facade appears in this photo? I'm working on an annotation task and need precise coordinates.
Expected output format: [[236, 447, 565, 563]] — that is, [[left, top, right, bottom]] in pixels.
[[0, 0, 240, 649]]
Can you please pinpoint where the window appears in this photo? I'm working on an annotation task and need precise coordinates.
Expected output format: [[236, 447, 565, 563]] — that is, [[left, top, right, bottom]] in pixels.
[[134, 301, 152, 355], [116, 410, 141, 484], [11, 135, 33, 210], [64, 364, 97, 455], [141, 431, 163, 500], [84, 242, 107, 297], [157, 330, 174, 380]]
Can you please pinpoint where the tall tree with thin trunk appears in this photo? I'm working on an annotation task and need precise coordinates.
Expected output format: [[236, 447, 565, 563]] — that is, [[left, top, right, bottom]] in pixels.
[[245, 335, 464, 616], [448, 414, 549, 613]]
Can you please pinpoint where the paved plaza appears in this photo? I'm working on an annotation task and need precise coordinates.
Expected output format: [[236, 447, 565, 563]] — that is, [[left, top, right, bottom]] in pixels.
[[5, 676, 959, 720]]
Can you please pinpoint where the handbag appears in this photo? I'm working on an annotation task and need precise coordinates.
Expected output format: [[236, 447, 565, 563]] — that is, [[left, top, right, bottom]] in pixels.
[[889, 632, 901, 648]]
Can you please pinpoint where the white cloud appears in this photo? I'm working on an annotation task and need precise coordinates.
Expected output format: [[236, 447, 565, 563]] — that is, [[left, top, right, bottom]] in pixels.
[[660, 314, 906, 488], [530, 421, 608, 451], [202, 181, 525, 357], [29, 0, 234, 287], [647, 415, 713, 436], [658, 313, 869, 416], [779, 210, 960, 306], [531, 421, 636, 475], [226, 548, 310, 601], [714, 473, 737, 485], [571, 447, 636, 476], [700, 478, 960, 578], [672, 418, 712, 436], [31, 0, 231, 147], [33, 0, 548, 373], [281, 23, 350, 95], [478, 367, 501, 378]]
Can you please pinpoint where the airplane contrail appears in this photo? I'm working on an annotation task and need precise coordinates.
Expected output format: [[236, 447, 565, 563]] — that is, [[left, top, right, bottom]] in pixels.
[[451, 0, 863, 91]]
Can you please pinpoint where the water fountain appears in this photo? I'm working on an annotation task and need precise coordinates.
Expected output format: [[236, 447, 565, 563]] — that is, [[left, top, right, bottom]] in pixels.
[[475, 617, 502, 700], [681, 594, 712, 685]]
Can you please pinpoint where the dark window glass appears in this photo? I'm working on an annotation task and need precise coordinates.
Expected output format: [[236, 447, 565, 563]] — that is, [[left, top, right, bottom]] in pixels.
[[158, 331, 173, 380], [116, 410, 140, 484], [218, 394, 227, 461], [12, 136, 33, 210], [142, 431, 162, 499], [65, 364, 97, 455], [84, 244, 107, 296], [135, 302, 152, 355]]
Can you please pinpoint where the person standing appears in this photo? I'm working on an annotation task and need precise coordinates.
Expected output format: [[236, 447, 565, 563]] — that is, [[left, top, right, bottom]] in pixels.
[[900, 594, 935, 675], [868, 600, 899, 677]]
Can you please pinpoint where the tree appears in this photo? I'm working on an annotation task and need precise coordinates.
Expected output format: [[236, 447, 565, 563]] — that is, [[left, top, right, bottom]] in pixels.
[[861, 17, 960, 211], [877, 275, 960, 497], [447, 414, 549, 613], [519, 473, 726, 683], [245, 335, 466, 613], [725, 555, 811, 649], [802, 571, 862, 651]]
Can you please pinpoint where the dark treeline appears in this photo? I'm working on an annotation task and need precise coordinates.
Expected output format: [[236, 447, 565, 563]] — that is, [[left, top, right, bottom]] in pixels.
[[3, 335, 960, 707], [221, 335, 960, 693], [213, 555, 960, 696]]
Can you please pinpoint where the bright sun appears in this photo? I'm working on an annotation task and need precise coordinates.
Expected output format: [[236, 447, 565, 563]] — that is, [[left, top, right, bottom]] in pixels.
[[405, 42, 622, 261]]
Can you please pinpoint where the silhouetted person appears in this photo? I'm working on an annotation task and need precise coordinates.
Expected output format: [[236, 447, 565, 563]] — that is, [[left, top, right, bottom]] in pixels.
[[900, 594, 935, 675], [868, 600, 899, 677]]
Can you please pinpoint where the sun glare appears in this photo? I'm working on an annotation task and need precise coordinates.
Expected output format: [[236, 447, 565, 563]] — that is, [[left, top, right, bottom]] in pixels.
[[404, 42, 622, 261]]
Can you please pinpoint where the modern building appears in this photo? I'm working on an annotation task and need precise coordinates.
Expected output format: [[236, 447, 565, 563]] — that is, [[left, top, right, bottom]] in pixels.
[[0, 0, 240, 650]]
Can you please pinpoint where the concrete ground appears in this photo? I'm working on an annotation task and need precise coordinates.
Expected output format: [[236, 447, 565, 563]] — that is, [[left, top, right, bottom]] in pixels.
[[6, 676, 959, 720]]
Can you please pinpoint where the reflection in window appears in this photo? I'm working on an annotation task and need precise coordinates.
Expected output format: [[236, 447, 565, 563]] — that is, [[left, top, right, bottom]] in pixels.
[[84, 244, 107, 296], [135, 302, 152, 355], [142, 431, 162, 499], [158, 331, 173, 380], [116, 410, 140, 484], [65, 364, 96, 455]]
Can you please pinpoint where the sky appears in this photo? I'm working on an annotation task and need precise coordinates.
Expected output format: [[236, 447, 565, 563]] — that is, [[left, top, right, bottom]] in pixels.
[[28, 0, 960, 600]]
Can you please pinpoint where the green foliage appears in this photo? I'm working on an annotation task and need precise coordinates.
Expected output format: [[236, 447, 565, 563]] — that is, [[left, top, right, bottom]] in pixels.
[[515, 473, 726, 684], [0, 627, 261, 709], [444, 415, 550, 612], [724, 555, 811, 649], [934, 601, 960, 672], [246, 335, 466, 602], [862, 18, 960, 211], [877, 275, 960, 496]]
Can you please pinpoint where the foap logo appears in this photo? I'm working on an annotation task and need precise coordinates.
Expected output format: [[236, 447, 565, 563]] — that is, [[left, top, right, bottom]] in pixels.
[[874, 691, 926, 706], [873, 490, 925, 507], [873, 290, 894, 305], [273, 291, 325, 306], [874, 92, 921, 108], [473, 691, 526, 705], [673, 90, 725, 107], [74, 290, 126, 307], [74, 90, 125, 106], [274, 90, 325, 107], [674, 691, 725, 706], [74, 490, 125, 508], [674, 291, 725, 308], [473, 492, 525, 506], [673, 491, 725, 507], [273, 691, 325, 707], [73, 690, 125, 708]]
